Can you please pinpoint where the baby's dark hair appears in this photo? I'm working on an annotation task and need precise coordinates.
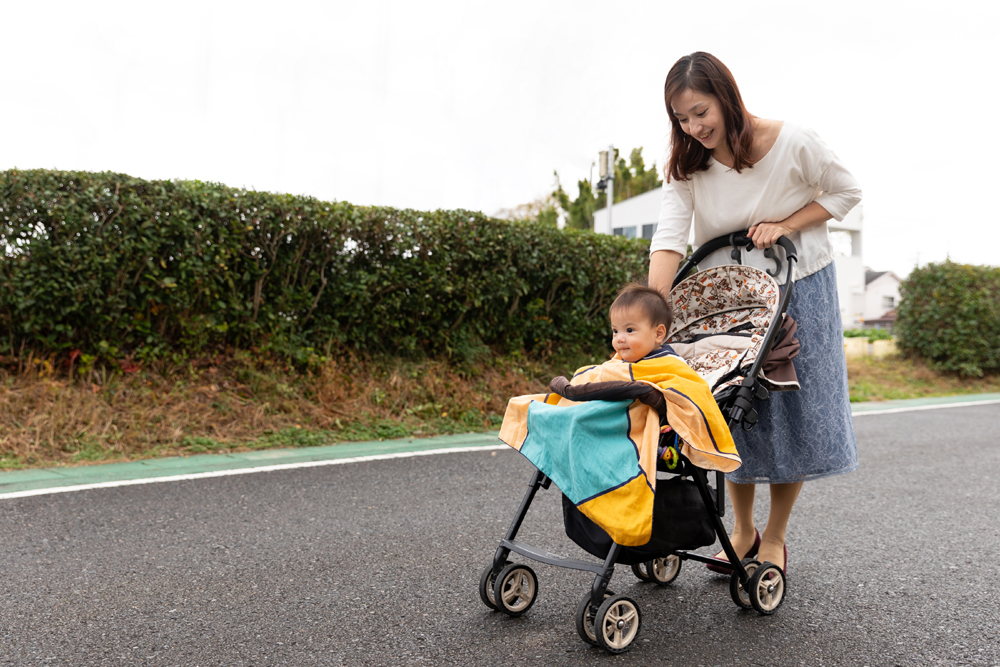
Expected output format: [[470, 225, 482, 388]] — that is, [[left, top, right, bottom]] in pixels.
[[610, 282, 673, 332]]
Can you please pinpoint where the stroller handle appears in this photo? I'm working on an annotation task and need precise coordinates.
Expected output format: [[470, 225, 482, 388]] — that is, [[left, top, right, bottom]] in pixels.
[[671, 231, 797, 290], [663, 232, 799, 516]]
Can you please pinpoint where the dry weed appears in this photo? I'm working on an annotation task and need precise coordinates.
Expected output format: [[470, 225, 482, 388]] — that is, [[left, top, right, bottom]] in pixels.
[[847, 354, 1000, 402], [0, 352, 557, 468]]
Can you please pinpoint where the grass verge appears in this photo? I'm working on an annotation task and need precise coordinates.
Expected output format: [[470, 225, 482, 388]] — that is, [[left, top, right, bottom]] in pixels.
[[1, 351, 996, 470], [0, 349, 602, 470], [847, 355, 1000, 402]]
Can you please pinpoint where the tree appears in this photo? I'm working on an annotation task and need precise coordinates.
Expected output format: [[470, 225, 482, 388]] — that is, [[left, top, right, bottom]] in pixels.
[[555, 147, 662, 230], [494, 172, 562, 228], [498, 148, 662, 231], [613, 148, 662, 203]]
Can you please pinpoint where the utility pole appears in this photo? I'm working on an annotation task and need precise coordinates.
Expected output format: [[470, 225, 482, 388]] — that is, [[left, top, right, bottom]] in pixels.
[[597, 146, 614, 232]]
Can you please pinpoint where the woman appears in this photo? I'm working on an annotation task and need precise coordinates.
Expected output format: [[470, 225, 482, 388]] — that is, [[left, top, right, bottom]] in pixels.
[[648, 52, 861, 574]]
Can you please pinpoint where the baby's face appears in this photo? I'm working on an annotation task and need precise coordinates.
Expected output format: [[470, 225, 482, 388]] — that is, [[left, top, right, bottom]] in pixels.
[[610, 307, 666, 363]]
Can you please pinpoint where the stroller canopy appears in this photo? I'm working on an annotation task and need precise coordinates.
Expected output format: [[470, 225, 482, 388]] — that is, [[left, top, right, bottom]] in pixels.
[[668, 264, 798, 394]]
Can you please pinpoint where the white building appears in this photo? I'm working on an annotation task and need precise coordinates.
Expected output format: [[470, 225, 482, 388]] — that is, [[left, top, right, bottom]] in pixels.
[[863, 269, 902, 329], [592, 189, 867, 328]]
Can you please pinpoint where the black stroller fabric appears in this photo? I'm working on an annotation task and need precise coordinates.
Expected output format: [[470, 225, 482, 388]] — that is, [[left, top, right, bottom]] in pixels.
[[562, 477, 717, 566]]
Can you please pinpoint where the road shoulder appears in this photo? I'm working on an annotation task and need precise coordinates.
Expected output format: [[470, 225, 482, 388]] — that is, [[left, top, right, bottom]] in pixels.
[[3, 392, 999, 498]]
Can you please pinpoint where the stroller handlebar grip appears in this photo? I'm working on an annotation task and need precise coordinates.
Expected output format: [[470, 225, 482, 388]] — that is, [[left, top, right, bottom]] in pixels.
[[775, 236, 797, 260], [671, 232, 798, 289], [727, 231, 798, 262]]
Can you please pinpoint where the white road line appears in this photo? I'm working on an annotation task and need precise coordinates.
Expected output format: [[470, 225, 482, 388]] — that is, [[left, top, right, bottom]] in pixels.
[[0, 444, 508, 500], [851, 398, 1000, 416], [3, 397, 998, 501]]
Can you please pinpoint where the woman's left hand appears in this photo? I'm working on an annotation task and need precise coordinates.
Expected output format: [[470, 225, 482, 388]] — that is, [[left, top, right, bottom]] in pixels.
[[747, 221, 792, 249]]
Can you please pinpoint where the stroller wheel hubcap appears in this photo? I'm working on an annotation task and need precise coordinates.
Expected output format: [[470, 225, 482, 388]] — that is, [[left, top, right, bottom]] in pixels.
[[493, 564, 538, 616]]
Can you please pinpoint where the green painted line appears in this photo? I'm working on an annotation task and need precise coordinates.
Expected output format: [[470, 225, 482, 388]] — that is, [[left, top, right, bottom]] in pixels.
[[850, 392, 1000, 414], [0, 431, 501, 496]]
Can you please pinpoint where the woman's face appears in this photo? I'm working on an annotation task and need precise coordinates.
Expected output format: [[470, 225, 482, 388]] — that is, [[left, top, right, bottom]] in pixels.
[[671, 89, 726, 152]]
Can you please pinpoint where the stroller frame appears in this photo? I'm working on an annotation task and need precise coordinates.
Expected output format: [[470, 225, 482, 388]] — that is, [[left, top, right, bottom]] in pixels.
[[480, 232, 798, 653]]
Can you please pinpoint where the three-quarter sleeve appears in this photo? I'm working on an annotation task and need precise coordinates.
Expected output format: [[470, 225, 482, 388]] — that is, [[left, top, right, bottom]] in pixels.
[[649, 176, 693, 257], [798, 127, 862, 222]]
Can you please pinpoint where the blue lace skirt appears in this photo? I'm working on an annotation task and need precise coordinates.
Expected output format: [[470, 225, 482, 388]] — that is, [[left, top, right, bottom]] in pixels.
[[727, 261, 858, 484]]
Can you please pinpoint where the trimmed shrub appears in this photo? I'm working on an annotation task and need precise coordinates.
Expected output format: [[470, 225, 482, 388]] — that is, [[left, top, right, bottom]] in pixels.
[[0, 169, 649, 362], [843, 328, 893, 343], [894, 260, 1000, 376]]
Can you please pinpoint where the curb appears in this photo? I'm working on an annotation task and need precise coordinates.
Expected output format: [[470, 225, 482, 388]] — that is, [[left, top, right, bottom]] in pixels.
[[849, 392, 1000, 415], [0, 432, 502, 498]]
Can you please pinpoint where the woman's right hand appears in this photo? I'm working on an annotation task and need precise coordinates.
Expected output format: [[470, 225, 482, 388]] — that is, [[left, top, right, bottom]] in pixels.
[[747, 221, 792, 249], [749, 201, 832, 249]]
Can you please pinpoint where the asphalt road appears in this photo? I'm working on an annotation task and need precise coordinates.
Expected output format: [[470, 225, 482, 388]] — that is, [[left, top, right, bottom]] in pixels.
[[2, 405, 999, 666]]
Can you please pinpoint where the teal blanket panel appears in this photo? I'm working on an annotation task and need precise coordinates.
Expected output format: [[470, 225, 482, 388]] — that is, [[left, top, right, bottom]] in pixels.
[[519, 399, 640, 504]]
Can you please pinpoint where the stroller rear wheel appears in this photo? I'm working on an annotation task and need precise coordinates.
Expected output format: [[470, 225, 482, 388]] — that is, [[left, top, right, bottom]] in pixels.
[[595, 594, 642, 654], [630, 562, 652, 581], [729, 558, 761, 609], [574, 590, 614, 646], [492, 563, 538, 617], [747, 564, 786, 615], [647, 555, 681, 586]]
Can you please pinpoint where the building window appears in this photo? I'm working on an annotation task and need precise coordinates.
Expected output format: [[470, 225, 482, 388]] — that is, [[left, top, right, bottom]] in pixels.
[[613, 226, 637, 238], [642, 223, 657, 240], [882, 295, 895, 310]]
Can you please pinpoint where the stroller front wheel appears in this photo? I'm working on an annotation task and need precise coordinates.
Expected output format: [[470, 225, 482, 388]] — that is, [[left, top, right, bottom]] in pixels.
[[595, 594, 642, 654], [574, 590, 614, 646], [492, 564, 538, 617], [478, 563, 502, 611]]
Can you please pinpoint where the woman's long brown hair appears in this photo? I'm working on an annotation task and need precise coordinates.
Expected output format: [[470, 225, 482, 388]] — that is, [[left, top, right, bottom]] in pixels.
[[664, 52, 755, 182]]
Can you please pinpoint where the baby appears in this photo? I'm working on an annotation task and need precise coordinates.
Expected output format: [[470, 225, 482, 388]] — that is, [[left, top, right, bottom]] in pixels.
[[609, 282, 687, 461], [609, 283, 675, 363]]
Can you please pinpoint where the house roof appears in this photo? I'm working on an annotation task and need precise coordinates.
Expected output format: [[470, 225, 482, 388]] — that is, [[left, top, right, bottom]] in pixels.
[[865, 269, 902, 286], [866, 309, 897, 325], [865, 270, 887, 285]]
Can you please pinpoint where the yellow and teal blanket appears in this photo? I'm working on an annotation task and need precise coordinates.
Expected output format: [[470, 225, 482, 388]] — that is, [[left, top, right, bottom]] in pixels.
[[498, 353, 739, 547]]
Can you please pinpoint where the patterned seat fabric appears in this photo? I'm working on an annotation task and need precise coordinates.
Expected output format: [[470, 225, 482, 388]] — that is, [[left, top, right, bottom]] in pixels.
[[667, 265, 780, 394]]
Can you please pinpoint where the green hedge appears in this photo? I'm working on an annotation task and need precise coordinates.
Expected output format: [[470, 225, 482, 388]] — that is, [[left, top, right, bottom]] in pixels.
[[894, 260, 1000, 376], [843, 328, 893, 343], [0, 169, 649, 362]]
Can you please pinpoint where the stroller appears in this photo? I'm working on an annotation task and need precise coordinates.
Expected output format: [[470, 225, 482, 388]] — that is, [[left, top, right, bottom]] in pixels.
[[478, 231, 799, 654]]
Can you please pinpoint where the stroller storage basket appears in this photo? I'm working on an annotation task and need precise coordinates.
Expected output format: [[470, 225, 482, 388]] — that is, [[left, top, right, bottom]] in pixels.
[[562, 477, 716, 566]]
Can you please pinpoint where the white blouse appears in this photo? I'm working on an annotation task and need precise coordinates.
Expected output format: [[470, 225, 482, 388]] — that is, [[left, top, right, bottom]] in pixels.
[[650, 122, 862, 283]]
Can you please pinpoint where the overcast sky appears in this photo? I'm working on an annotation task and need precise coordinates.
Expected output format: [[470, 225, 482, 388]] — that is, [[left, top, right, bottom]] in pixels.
[[5, 0, 998, 277]]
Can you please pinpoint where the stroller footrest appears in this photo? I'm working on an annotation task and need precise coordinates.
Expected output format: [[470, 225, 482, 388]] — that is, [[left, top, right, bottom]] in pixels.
[[675, 550, 733, 567], [501, 539, 608, 574]]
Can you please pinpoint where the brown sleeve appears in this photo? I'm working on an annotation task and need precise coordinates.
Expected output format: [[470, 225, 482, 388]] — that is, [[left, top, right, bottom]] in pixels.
[[549, 376, 666, 420]]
